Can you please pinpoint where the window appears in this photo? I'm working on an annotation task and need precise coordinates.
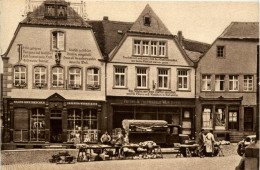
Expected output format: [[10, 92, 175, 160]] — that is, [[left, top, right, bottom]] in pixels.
[[215, 108, 226, 130], [30, 108, 45, 141], [244, 75, 253, 91], [178, 70, 189, 90], [45, 5, 55, 16], [137, 68, 148, 88], [14, 65, 27, 87], [52, 67, 64, 87], [34, 66, 47, 88], [217, 46, 225, 57], [142, 41, 149, 55], [114, 67, 126, 87], [202, 75, 211, 91], [159, 42, 166, 56], [151, 41, 157, 56], [229, 75, 239, 91], [44, 3, 67, 18], [57, 5, 67, 17], [134, 40, 141, 55], [158, 69, 169, 89], [52, 31, 65, 51], [144, 16, 151, 26], [215, 75, 225, 91], [202, 108, 213, 129], [87, 68, 100, 89], [69, 67, 81, 89]]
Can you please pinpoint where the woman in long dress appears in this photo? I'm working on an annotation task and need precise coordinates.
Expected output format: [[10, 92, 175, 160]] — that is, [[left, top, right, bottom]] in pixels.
[[205, 130, 215, 156]]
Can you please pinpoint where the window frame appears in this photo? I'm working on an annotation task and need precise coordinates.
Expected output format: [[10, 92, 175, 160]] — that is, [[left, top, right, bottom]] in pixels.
[[157, 68, 170, 90], [33, 65, 48, 89], [216, 46, 225, 58], [51, 65, 65, 89], [68, 66, 82, 90], [136, 67, 149, 89], [177, 69, 190, 91], [243, 75, 253, 91], [133, 40, 141, 55], [13, 65, 27, 88], [202, 107, 213, 129], [114, 66, 127, 88], [229, 75, 239, 91], [86, 67, 101, 90], [215, 75, 225, 91], [201, 74, 211, 91], [51, 30, 66, 51]]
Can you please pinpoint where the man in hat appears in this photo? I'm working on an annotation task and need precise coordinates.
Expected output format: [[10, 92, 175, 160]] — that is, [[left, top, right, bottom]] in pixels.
[[197, 129, 206, 158]]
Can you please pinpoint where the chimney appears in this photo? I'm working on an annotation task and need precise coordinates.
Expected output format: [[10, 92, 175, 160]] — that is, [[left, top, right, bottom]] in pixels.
[[103, 16, 109, 21], [177, 31, 183, 46]]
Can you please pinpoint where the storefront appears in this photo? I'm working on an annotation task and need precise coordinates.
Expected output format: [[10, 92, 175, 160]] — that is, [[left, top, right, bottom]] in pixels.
[[107, 97, 195, 138], [5, 93, 104, 148]]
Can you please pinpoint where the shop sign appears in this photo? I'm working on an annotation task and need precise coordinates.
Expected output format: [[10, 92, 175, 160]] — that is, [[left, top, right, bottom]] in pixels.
[[22, 46, 52, 63], [126, 89, 178, 97], [67, 102, 98, 106], [14, 100, 45, 104], [123, 99, 184, 105], [123, 56, 177, 65], [65, 48, 95, 65]]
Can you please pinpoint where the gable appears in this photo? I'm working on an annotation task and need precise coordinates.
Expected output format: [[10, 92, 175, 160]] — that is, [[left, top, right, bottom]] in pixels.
[[129, 4, 172, 36]]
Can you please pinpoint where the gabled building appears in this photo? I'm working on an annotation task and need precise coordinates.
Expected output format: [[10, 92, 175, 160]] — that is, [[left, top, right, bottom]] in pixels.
[[195, 22, 259, 142], [90, 4, 205, 138], [1, 0, 106, 149]]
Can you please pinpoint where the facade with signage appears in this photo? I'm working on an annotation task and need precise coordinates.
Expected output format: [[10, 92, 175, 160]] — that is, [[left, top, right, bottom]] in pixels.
[[90, 5, 197, 138], [195, 22, 259, 141], [1, 1, 105, 149]]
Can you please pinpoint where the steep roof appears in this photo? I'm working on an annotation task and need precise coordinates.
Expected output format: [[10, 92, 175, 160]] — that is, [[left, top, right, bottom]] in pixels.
[[88, 20, 133, 56], [219, 22, 259, 39], [20, 2, 91, 28], [128, 4, 172, 36]]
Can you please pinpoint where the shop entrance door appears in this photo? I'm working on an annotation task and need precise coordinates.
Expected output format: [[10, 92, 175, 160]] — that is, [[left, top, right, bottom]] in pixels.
[[228, 111, 239, 130], [244, 107, 253, 131], [50, 110, 63, 143]]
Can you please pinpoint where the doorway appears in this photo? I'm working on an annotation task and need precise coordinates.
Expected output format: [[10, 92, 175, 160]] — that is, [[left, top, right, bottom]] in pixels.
[[244, 107, 253, 131], [228, 111, 239, 130], [50, 119, 62, 143]]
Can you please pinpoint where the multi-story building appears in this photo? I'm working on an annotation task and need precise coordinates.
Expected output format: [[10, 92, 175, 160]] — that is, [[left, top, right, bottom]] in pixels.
[[89, 5, 209, 139], [1, 0, 105, 149], [195, 22, 259, 142]]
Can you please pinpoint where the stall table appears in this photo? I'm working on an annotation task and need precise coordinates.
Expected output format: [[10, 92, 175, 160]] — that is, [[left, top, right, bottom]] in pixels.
[[177, 144, 199, 157]]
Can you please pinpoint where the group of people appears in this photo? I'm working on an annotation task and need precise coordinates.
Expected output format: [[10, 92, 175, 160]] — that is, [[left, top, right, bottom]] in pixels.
[[197, 129, 216, 158], [100, 131, 125, 146]]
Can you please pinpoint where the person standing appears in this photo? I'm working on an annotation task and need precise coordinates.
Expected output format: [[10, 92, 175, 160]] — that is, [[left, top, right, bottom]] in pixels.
[[197, 129, 205, 158], [205, 130, 215, 157], [100, 131, 111, 145]]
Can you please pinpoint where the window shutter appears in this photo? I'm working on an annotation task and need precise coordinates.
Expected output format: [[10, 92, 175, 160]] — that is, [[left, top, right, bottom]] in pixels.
[[58, 32, 64, 50]]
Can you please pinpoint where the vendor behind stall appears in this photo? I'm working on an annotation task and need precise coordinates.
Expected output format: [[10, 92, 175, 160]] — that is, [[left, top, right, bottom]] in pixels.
[[100, 131, 111, 145], [115, 131, 125, 145]]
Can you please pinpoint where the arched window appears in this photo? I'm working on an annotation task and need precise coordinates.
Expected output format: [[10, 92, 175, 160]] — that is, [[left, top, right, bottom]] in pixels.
[[34, 66, 47, 88], [52, 66, 64, 87], [14, 65, 27, 87], [69, 67, 81, 89]]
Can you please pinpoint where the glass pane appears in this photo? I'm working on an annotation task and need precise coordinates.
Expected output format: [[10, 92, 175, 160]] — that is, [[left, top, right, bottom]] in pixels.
[[115, 75, 119, 86], [142, 76, 146, 87], [137, 76, 141, 86]]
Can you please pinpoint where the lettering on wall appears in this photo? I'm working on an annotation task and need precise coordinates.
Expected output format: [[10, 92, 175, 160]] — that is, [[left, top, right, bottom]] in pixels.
[[21, 46, 96, 64], [123, 56, 177, 65], [126, 89, 178, 97]]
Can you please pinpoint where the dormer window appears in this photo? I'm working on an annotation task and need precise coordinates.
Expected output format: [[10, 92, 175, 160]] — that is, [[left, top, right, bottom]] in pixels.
[[144, 16, 151, 26], [44, 1, 67, 19]]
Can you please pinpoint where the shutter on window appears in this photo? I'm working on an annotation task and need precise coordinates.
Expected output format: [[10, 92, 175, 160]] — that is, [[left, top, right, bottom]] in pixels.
[[58, 32, 64, 50]]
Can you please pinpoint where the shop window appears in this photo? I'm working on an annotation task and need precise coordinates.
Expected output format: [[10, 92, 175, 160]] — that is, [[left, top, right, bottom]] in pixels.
[[52, 31, 65, 51], [136, 68, 148, 88], [142, 41, 149, 55], [83, 109, 98, 143], [13, 108, 29, 142], [52, 66, 64, 88], [87, 68, 100, 89], [13, 65, 27, 88], [151, 41, 157, 56], [30, 108, 45, 141], [67, 109, 82, 143], [134, 40, 141, 55], [158, 69, 169, 89], [159, 42, 166, 56], [229, 75, 239, 91], [69, 67, 81, 89], [215, 108, 226, 130], [202, 108, 213, 129], [178, 70, 189, 90], [244, 75, 253, 91], [217, 46, 225, 57], [215, 75, 225, 91], [34, 66, 47, 88], [202, 75, 211, 91], [114, 66, 126, 88]]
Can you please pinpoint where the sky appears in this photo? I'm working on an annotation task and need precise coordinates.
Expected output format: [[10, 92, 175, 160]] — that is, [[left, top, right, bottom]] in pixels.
[[0, 0, 259, 56]]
